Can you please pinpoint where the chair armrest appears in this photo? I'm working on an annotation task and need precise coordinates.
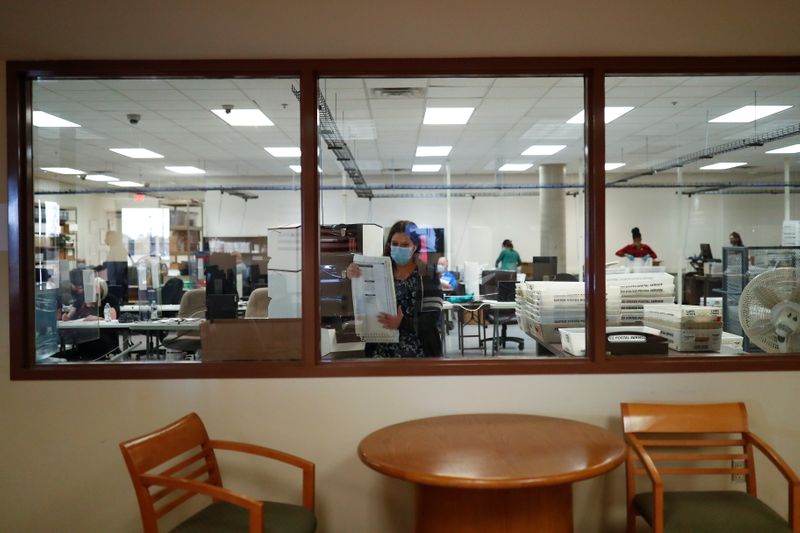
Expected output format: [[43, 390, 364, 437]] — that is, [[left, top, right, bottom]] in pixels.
[[141, 474, 264, 533], [746, 432, 800, 532], [746, 432, 800, 486], [209, 439, 315, 511], [625, 434, 663, 487]]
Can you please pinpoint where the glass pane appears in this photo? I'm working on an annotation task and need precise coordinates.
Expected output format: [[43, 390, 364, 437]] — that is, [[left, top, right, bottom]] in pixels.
[[605, 74, 800, 357], [32, 77, 302, 364], [317, 76, 587, 360]]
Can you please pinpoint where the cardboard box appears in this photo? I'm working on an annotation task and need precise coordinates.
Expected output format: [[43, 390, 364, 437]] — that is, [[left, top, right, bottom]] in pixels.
[[200, 318, 302, 361]]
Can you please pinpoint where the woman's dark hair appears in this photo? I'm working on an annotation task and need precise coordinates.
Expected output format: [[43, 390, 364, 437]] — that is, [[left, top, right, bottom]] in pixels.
[[631, 227, 642, 239], [730, 231, 744, 246], [502, 239, 513, 249], [383, 220, 421, 256]]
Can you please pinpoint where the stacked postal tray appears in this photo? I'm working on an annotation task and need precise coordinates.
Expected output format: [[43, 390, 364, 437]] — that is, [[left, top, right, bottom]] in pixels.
[[606, 272, 676, 325], [643, 304, 722, 352], [516, 281, 622, 343]]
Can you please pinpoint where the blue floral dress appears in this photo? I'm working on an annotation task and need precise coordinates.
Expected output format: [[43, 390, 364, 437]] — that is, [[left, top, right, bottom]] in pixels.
[[366, 271, 424, 358]]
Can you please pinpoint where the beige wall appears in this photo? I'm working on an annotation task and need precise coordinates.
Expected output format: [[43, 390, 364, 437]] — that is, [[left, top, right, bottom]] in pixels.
[[2, 2, 800, 532]]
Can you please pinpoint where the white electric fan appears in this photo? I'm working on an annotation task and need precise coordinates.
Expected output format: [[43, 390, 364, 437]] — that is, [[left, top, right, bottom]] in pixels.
[[739, 267, 800, 353]]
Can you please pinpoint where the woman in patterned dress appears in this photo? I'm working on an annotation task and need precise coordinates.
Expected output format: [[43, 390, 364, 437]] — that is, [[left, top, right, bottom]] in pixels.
[[347, 220, 444, 357]]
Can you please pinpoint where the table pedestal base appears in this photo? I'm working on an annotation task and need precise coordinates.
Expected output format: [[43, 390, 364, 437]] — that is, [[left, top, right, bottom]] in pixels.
[[415, 483, 572, 533]]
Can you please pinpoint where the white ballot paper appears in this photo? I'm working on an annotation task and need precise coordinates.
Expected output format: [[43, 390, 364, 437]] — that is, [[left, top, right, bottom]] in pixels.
[[351, 254, 399, 343]]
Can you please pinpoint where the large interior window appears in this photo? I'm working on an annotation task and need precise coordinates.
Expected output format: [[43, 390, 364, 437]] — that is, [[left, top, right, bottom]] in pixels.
[[9, 58, 800, 378], [316, 76, 585, 361], [32, 77, 302, 365], [604, 75, 800, 358]]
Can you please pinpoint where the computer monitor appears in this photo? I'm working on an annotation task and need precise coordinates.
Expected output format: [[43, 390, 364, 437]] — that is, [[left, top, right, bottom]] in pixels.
[[480, 269, 517, 299], [700, 243, 713, 261], [205, 265, 237, 319], [532, 256, 558, 281]]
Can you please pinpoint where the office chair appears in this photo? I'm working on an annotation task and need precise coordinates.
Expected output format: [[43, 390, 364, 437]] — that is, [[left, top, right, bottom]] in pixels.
[[491, 280, 524, 352], [120, 412, 316, 533], [621, 402, 798, 533], [245, 287, 270, 318], [161, 288, 205, 354], [161, 277, 185, 305]]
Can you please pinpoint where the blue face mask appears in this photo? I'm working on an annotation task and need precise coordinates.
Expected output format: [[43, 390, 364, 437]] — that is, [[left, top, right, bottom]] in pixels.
[[436, 264, 445, 273], [390, 245, 414, 266]]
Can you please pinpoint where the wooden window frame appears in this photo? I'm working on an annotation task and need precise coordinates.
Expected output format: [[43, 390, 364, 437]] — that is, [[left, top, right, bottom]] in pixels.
[[8, 57, 800, 380]]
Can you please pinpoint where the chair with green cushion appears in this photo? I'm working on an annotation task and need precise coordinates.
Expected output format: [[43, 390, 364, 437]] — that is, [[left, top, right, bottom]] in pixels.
[[621, 402, 798, 533], [120, 412, 316, 533]]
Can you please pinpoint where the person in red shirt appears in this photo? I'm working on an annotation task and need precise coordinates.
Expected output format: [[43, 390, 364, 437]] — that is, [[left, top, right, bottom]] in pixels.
[[615, 227, 657, 260]]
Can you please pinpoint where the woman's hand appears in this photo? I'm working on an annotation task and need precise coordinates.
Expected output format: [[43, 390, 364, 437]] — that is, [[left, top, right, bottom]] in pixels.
[[346, 263, 362, 279], [377, 306, 403, 330]]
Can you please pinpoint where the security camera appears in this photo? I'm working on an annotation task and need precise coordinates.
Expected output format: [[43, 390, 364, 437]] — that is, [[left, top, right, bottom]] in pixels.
[[222, 104, 234, 114], [127, 113, 141, 125]]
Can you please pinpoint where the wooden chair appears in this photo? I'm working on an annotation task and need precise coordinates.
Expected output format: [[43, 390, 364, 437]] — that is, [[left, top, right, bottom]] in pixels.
[[119, 413, 316, 533], [621, 402, 798, 533]]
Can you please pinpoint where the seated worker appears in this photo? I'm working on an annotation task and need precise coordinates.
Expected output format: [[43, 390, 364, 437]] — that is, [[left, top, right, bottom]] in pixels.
[[437, 257, 457, 291], [61, 271, 121, 360], [495, 239, 522, 271], [615, 227, 657, 261]]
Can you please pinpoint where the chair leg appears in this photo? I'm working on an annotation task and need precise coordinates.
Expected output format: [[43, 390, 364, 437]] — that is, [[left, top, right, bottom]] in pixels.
[[626, 509, 636, 533]]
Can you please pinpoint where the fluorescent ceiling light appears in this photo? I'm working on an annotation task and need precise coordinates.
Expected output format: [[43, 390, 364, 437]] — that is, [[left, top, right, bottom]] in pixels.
[[423, 107, 474, 125], [288, 165, 322, 173], [110, 180, 144, 187], [567, 106, 634, 124], [412, 164, 442, 173], [211, 108, 273, 126], [766, 144, 800, 154], [265, 147, 301, 158], [165, 166, 206, 175], [110, 148, 164, 159], [699, 162, 747, 170], [498, 163, 533, 172], [416, 146, 452, 157], [605, 162, 626, 171], [84, 174, 119, 182], [41, 167, 84, 175], [33, 111, 81, 128], [522, 145, 566, 156], [709, 105, 792, 123]]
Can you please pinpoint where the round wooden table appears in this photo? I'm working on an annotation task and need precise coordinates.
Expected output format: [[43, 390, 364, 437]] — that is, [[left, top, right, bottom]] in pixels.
[[358, 413, 625, 533]]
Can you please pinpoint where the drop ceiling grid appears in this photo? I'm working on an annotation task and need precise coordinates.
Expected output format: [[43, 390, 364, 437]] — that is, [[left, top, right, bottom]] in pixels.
[[27, 74, 800, 187]]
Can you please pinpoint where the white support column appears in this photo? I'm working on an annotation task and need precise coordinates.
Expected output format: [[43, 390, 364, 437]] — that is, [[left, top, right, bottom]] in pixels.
[[341, 170, 348, 224], [785, 157, 791, 221], [676, 166, 684, 305], [539, 163, 567, 271], [445, 164, 452, 261], [577, 167, 585, 281]]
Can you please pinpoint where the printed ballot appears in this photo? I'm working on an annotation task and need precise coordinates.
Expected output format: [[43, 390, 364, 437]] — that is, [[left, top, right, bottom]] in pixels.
[[351, 254, 399, 343]]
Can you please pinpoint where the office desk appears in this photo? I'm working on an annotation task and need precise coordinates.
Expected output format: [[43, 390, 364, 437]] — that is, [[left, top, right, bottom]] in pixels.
[[120, 304, 181, 314], [358, 413, 625, 533], [129, 319, 203, 357], [57, 320, 134, 356], [445, 300, 517, 355], [683, 273, 722, 305]]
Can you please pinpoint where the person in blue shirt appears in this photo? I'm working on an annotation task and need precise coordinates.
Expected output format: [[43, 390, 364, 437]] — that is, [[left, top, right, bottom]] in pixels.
[[437, 257, 457, 291], [495, 239, 521, 271]]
